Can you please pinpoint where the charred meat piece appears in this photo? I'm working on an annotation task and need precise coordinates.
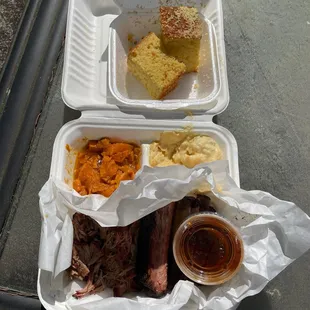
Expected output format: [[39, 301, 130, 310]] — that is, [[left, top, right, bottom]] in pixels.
[[189, 196, 200, 214], [196, 195, 216, 213], [69, 213, 139, 299], [171, 196, 214, 239], [168, 195, 216, 287], [168, 197, 199, 287], [171, 197, 193, 237], [135, 210, 154, 289], [137, 202, 175, 296]]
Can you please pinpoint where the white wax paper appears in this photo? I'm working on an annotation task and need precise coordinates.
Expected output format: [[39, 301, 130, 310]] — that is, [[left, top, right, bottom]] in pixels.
[[38, 161, 310, 310]]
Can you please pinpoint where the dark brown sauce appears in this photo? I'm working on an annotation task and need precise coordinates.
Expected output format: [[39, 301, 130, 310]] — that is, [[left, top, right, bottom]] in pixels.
[[175, 215, 243, 284], [186, 227, 229, 270]]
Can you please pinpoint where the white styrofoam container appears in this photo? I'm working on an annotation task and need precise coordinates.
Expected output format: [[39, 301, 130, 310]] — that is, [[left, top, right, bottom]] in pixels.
[[38, 115, 239, 310], [109, 14, 221, 109], [40, 0, 238, 308], [49, 116, 239, 187], [61, 0, 229, 114]]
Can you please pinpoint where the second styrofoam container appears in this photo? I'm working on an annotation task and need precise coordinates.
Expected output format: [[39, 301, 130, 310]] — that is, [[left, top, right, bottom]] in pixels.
[[49, 117, 240, 188], [40, 116, 240, 310], [108, 13, 221, 109]]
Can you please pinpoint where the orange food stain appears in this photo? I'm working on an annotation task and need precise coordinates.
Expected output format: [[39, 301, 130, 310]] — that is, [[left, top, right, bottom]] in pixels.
[[73, 138, 141, 197], [66, 144, 71, 152]]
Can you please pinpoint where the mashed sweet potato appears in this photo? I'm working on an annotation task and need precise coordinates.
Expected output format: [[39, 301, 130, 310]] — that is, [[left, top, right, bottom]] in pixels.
[[73, 138, 141, 197]]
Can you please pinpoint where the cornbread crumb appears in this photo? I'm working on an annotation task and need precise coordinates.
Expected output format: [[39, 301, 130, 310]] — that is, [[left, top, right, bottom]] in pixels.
[[127, 32, 186, 99], [127, 33, 134, 43], [160, 6, 202, 72]]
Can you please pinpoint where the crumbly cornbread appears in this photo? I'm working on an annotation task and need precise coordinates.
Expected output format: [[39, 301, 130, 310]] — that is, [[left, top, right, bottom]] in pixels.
[[127, 32, 186, 100], [160, 6, 202, 72]]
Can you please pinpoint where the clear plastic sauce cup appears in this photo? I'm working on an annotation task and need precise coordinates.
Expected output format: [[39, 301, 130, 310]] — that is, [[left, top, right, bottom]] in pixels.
[[173, 212, 244, 285]]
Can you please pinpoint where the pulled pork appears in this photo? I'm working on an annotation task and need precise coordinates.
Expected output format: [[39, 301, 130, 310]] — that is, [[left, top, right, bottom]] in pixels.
[[68, 213, 139, 298]]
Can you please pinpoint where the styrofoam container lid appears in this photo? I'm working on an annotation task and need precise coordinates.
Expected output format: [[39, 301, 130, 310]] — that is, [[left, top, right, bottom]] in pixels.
[[61, 0, 229, 114]]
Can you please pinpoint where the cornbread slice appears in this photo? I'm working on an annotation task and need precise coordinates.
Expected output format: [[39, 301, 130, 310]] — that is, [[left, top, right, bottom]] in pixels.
[[127, 32, 186, 100], [160, 6, 202, 72]]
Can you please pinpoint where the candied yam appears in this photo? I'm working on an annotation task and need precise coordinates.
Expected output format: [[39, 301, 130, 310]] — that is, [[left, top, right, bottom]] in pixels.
[[105, 143, 133, 156], [100, 157, 119, 181], [73, 179, 87, 196], [88, 141, 104, 152], [115, 172, 128, 183], [78, 163, 101, 190], [99, 138, 111, 148], [112, 150, 133, 163], [134, 147, 141, 155], [88, 155, 101, 169], [103, 186, 117, 197], [88, 138, 111, 152], [73, 138, 141, 197], [77, 152, 101, 168], [91, 183, 117, 197], [116, 167, 136, 183]]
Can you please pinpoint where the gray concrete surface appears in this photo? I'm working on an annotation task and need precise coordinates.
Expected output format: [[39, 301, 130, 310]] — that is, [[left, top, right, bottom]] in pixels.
[[0, 54, 80, 294], [0, 0, 28, 74], [219, 1, 310, 309], [0, 0, 309, 309]]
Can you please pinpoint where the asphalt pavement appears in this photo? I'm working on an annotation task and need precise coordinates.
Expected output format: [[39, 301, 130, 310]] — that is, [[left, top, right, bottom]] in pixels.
[[0, 0, 28, 75]]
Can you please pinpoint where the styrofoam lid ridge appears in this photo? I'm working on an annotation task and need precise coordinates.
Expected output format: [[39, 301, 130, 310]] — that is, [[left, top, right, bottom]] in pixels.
[[113, 0, 209, 11]]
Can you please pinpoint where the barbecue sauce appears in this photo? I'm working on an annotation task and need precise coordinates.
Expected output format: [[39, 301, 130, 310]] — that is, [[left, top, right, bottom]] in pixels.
[[186, 227, 230, 270], [174, 214, 243, 285]]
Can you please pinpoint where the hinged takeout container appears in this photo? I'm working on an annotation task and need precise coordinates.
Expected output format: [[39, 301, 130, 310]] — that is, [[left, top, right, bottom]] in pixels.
[[38, 1, 310, 309], [62, 0, 229, 113], [58, 0, 237, 182], [40, 0, 240, 309]]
